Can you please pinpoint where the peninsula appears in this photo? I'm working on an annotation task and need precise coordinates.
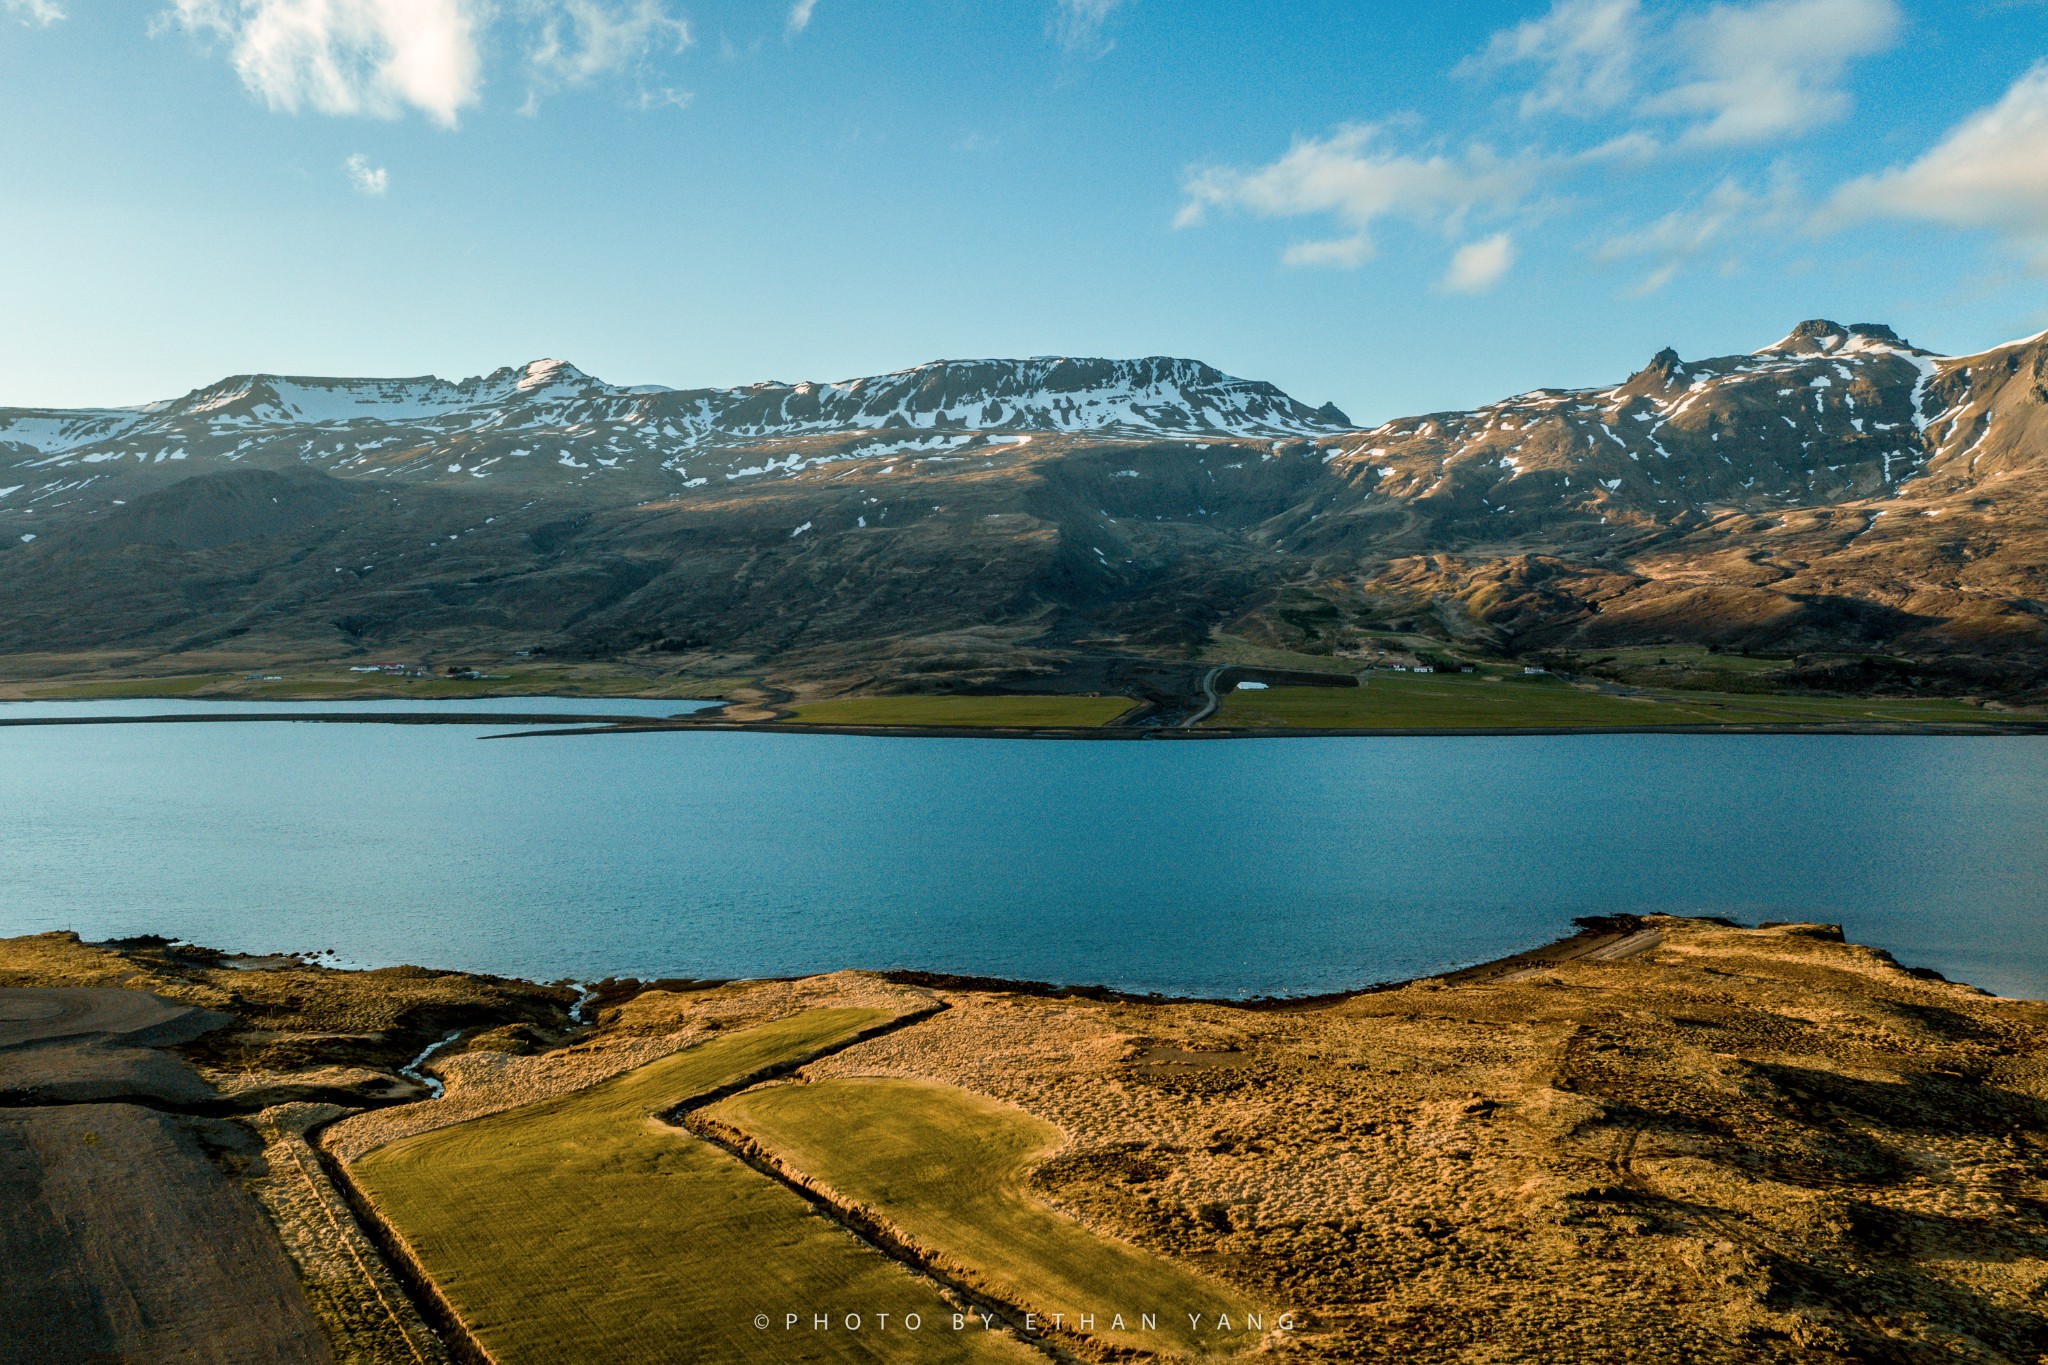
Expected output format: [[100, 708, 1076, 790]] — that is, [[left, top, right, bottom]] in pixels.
[[6, 916, 2046, 1363]]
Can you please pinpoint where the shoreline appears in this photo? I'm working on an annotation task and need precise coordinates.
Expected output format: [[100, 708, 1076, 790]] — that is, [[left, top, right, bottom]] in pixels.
[[868, 913, 1667, 1010], [87, 910, 1989, 1009], [2, 709, 2046, 739], [519, 716, 2048, 740]]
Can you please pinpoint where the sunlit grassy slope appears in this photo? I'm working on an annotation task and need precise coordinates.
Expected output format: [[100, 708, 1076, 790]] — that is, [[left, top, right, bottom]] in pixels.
[[1208, 675, 2007, 729], [714, 1077, 1271, 1359], [351, 1010, 1036, 1365], [783, 695, 1136, 727]]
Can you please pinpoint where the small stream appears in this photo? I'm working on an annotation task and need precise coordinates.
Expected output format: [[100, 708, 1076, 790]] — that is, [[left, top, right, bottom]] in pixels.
[[399, 1031, 462, 1099]]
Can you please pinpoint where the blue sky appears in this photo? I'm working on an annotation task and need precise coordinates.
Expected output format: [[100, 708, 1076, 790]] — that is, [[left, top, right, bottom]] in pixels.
[[3, 1, 2046, 421]]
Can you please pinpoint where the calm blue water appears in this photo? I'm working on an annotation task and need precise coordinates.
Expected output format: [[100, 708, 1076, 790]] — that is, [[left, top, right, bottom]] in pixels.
[[0, 707, 2044, 998], [0, 698, 709, 720]]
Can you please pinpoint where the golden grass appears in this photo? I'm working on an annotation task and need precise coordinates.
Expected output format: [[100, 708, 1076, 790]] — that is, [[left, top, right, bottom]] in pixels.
[[352, 1009, 1035, 1365], [783, 695, 1136, 728], [713, 1077, 1272, 1359]]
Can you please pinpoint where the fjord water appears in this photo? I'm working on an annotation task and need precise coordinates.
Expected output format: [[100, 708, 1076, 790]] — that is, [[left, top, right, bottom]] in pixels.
[[2, 708, 2045, 998]]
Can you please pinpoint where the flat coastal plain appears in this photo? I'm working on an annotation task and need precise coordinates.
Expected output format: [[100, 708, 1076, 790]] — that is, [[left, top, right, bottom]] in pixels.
[[7, 918, 2048, 1363]]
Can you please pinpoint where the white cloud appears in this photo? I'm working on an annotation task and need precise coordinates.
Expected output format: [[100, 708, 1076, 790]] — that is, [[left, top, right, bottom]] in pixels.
[[1442, 233, 1516, 292], [1825, 60, 2048, 266], [1465, 0, 1897, 146], [786, 0, 817, 37], [1053, 0, 1124, 57], [1194, 1, 1894, 284], [168, 0, 484, 126], [166, 0, 689, 123], [1461, 0, 1642, 118], [523, 0, 688, 92], [4, 0, 64, 25], [1644, 0, 1900, 146], [343, 151, 387, 194], [1178, 124, 1545, 271]]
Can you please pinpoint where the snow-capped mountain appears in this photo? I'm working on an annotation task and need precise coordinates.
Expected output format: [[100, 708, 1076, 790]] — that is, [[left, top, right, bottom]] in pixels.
[[2, 322, 2044, 688], [661, 357, 1349, 439], [1321, 321, 1951, 520], [0, 356, 1350, 497]]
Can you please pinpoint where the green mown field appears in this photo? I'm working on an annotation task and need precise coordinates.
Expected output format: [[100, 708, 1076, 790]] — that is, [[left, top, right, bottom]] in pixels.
[[11, 673, 237, 699], [351, 1010, 1037, 1365], [7, 664, 739, 702], [714, 1077, 1271, 1360], [1208, 675, 2009, 730], [782, 695, 1137, 727]]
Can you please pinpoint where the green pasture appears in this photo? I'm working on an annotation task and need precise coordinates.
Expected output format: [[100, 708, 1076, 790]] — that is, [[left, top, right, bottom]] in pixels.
[[782, 694, 1136, 728], [1577, 645, 1792, 675], [12, 664, 738, 702], [714, 1077, 1270, 1359], [1207, 674, 2010, 730], [351, 1010, 1034, 1365], [14, 673, 235, 698]]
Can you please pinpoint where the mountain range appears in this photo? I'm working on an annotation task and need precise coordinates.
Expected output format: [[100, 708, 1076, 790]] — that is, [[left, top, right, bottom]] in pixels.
[[3, 322, 2043, 698]]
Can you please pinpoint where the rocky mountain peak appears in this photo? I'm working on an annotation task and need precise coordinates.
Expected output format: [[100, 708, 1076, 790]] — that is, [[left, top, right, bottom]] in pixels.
[[1762, 320, 1916, 356], [1617, 346, 1689, 397], [516, 358, 581, 388]]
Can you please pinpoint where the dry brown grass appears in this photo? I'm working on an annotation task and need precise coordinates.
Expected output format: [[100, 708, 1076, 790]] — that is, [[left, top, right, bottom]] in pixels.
[[12, 921, 2048, 1363], [788, 919, 2048, 1363]]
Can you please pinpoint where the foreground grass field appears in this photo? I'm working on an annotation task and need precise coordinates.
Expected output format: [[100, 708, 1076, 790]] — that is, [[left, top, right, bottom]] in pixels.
[[783, 694, 1136, 727], [352, 1010, 1037, 1365], [714, 1078, 1270, 1360], [1207, 675, 2013, 729]]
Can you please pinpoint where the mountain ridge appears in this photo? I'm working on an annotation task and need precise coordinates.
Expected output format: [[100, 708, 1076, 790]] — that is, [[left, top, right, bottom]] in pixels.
[[2, 321, 2043, 700], [0, 354, 1352, 458]]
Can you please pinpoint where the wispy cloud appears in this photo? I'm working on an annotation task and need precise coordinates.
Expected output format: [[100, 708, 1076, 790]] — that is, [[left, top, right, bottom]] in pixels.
[[1052, 0, 1124, 58], [1467, 0, 1899, 147], [1177, 124, 1546, 272], [634, 85, 692, 110], [343, 151, 388, 194], [4, 0, 64, 26], [786, 0, 817, 37], [165, 0, 690, 124], [523, 0, 688, 99], [1645, 0, 1900, 146], [1598, 176, 1798, 293], [1824, 60, 2048, 269], [1187, 0, 1904, 289], [1460, 0, 1642, 119]]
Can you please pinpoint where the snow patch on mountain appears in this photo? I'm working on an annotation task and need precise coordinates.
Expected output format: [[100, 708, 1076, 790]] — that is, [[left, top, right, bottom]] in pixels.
[[0, 355, 1352, 496]]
